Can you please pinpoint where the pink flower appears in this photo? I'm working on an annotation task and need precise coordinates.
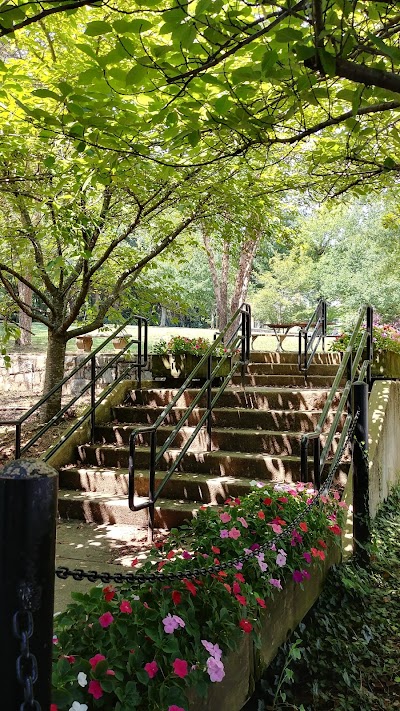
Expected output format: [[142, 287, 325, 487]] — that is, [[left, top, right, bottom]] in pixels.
[[168, 706, 186, 711], [293, 570, 304, 583], [237, 517, 248, 528], [119, 600, 132, 614], [220, 529, 229, 538], [173, 658, 189, 678], [256, 552, 268, 573], [256, 597, 266, 608], [276, 550, 287, 567], [234, 561, 243, 570], [206, 656, 225, 682], [201, 640, 222, 660], [144, 661, 159, 679], [89, 654, 106, 669], [162, 614, 185, 634], [269, 578, 282, 589], [228, 527, 241, 539], [88, 680, 103, 700], [270, 523, 282, 534], [219, 512, 231, 523], [98, 612, 114, 628], [303, 552, 312, 564], [235, 594, 247, 606]]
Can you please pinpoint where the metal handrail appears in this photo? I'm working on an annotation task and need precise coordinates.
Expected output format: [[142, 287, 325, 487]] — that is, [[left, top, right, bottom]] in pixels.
[[300, 305, 373, 487], [298, 299, 327, 373], [128, 304, 251, 533], [1, 316, 148, 459]]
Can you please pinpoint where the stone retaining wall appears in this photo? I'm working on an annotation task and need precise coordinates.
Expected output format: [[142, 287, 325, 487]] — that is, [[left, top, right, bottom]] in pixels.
[[0, 353, 141, 396]]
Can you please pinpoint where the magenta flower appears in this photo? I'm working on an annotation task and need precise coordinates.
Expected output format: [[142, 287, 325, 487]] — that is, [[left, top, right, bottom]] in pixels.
[[303, 552, 312, 564], [98, 612, 114, 628], [89, 654, 106, 669], [144, 661, 159, 679], [219, 512, 231, 523], [201, 639, 222, 660], [228, 527, 241, 539], [162, 614, 185, 634], [119, 600, 132, 614], [182, 550, 192, 560], [206, 656, 225, 682], [173, 658, 189, 678], [88, 680, 103, 700], [220, 529, 229, 538], [301, 569, 311, 580], [168, 706, 186, 711], [293, 570, 304, 583], [269, 578, 282, 590]]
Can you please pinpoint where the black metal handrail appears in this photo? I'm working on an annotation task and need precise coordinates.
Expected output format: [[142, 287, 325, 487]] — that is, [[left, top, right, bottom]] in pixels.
[[128, 304, 251, 533], [300, 305, 373, 488], [1, 317, 148, 460], [298, 299, 327, 373]]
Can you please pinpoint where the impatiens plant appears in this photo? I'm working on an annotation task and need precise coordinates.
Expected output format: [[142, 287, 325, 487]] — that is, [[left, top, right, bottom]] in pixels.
[[52, 482, 345, 711]]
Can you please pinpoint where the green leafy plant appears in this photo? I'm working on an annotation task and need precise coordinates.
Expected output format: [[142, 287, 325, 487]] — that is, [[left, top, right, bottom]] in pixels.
[[152, 335, 236, 358], [51, 482, 345, 711], [330, 323, 400, 355]]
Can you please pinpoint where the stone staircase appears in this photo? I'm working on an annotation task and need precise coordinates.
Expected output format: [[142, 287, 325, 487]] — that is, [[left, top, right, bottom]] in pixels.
[[58, 351, 346, 530]]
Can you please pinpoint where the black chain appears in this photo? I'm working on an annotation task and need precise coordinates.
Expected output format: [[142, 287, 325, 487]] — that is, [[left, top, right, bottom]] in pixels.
[[13, 603, 41, 711], [55, 414, 356, 587]]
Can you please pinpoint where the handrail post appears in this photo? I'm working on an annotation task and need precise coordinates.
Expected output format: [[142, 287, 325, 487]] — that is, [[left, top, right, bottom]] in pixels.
[[366, 306, 373, 389], [90, 353, 96, 445], [300, 436, 308, 482], [352, 381, 370, 564], [322, 300, 327, 352], [15, 422, 21, 460], [313, 437, 321, 489], [245, 304, 251, 360], [148, 430, 157, 542], [207, 354, 212, 452]]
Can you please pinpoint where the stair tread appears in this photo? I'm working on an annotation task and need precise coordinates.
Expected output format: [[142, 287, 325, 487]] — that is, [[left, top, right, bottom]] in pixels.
[[58, 489, 211, 511], [61, 465, 256, 483], [77, 445, 325, 461]]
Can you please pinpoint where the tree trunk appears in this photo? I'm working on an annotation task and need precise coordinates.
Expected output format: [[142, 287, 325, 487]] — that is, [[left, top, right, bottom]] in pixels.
[[41, 330, 67, 422], [202, 229, 230, 330], [226, 234, 262, 343], [160, 305, 167, 326], [15, 281, 32, 346]]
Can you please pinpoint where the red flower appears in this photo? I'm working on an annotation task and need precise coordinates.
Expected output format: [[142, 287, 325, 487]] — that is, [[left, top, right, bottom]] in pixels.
[[63, 655, 75, 664], [299, 522, 308, 532], [154, 541, 163, 549], [172, 590, 182, 605], [217, 570, 227, 578], [173, 658, 189, 678], [235, 573, 245, 583], [144, 661, 159, 678], [88, 680, 103, 699], [256, 597, 266, 608], [257, 510, 265, 520], [89, 653, 106, 669], [166, 550, 176, 559], [233, 582, 241, 594], [102, 585, 116, 601], [130, 558, 139, 567], [263, 497, 272, 505], [183, 579, 197, 596], [120, 600, 132, 614], [50, 706, 58, 711], [223, 583, 232, 594], [235, 594, 247, 606], [211, 546, 220, 554], [329, 524, 342, 535], [239, 619, 253, 633], [318, 539, 327, 549]]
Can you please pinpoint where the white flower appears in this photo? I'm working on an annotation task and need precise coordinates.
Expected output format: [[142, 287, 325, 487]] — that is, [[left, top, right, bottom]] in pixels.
[[77, 671, 87, 687], [69, 703, 88, 711]]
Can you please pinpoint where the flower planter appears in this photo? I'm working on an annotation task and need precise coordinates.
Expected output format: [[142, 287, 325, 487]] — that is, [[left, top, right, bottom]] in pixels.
[[76, 335, 93, 352], [151, 353, 233, 380], [371, 350, 400, 378], [112, 337, 128, 350]]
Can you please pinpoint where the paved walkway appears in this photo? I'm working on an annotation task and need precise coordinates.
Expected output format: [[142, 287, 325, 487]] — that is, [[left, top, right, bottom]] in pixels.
[[55, 520, 166, 612]]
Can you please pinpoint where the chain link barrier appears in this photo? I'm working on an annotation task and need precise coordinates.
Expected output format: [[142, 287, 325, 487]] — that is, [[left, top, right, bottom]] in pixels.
[[13, 588, 41, 711], [55, 411, 360, 588]]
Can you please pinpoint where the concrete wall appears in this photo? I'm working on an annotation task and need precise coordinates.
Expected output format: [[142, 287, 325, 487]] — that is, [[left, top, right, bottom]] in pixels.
[[368, 379, 400, 517]]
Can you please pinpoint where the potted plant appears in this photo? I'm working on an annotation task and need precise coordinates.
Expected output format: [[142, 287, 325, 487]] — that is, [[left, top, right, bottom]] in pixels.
[[76, 335, 93, 352], [112, 333, 129, 350], [330, 322, 400, 378], [151, 336, 236, 380]]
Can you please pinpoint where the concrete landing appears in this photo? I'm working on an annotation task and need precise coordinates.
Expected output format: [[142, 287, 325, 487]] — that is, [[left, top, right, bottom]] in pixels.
[[54, 520, 166, 613]]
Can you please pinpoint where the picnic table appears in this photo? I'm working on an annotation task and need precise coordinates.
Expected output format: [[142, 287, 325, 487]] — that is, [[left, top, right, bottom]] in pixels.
[[251, 322, 308, 352]]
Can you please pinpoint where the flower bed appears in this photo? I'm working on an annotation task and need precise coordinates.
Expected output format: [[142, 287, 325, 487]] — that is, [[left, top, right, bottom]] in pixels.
[[151, 336, 237, 381], [51, 482, 345, 711]]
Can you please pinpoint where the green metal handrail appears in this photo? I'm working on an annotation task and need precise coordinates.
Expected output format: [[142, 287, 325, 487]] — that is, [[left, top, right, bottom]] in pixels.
[[300, 305, 373, 487], [128, 304, 251, 533], [298, 299, 327, 373], [1, 317, 148, 459]]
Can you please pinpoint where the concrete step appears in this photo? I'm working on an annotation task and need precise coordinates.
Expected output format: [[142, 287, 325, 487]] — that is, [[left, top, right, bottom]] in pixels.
[[58, 489, 202, 528], [230, 374, 340, 388], [76, 444, 348, 480], [249, 351, 342, 365], [112, 405, 342, 432], [93, 424, 342, 457], [128, 387, 342, 411], [243, 362, 340, 376], [60, 466, 255, 503]]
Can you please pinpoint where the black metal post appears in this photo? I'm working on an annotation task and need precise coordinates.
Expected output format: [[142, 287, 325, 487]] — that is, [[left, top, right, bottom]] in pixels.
[[148, 431, 157, 542], [0, 459, 58, 710], [300, 437, 308, 483], [90, 353, 96, 445], [352, 381, 370, 564], [138, 319, 142, 389], [313, 437, 321, 490], [366, 306, 373, 389], [206, 354, 212, 452]]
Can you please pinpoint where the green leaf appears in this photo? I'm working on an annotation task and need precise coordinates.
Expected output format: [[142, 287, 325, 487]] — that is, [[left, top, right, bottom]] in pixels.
[[318, 48, 337, 77], [84, 21, 113, 36], [113, 18, 152, 34], [32, 89, 61, 101], [187, 130, 200, 147], [261, 49, 278, 75], [274, 27, 303, 43]]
